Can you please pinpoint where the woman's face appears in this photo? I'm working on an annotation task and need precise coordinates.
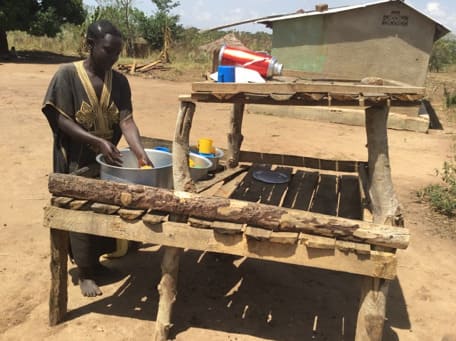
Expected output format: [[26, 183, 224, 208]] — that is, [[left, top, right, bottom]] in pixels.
[[90, 33, 123, 71]]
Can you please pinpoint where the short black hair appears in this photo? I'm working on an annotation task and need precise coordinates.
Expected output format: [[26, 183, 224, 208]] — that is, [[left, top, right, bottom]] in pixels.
[[86, 20, 122, 43]]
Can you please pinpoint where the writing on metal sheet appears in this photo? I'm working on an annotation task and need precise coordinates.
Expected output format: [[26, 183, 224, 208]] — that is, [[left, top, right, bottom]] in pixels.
[[382, 11, 408, 26]]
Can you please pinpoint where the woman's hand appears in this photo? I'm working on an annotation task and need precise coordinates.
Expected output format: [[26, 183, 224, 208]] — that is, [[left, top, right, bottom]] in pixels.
[[137, 152, 154, 168], [96, 138, 122, 166]]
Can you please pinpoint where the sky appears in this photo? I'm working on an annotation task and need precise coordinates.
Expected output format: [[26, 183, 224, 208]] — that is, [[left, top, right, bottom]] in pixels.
[[83, 0, 455, 34]]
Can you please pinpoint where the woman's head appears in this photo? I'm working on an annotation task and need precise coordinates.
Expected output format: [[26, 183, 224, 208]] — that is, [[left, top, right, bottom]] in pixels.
[[86, 20, 123, 72]]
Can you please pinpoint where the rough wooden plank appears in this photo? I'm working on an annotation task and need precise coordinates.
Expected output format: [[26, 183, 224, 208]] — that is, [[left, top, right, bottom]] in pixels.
[[230, 164, 271, 202], [191, 92, 419, 107], [51, 196, 73, 208], [259, 166, 293, 206], [91, 202, 120, 215], [282, 170, 319, 210], [68, 199, 89, 210], [310, 174, 338, 216], [211, 221, 244, 234], [269, 231, 299, 244], [300, 233, 336, 250], [143, 211, 169, 225], [338, 175, 362, 220], [118, 208, 146, 220], [336, 240, 357, 252], [188, 217, 212, 228], [43, 206, 398, 279], [195, 166, 247, 193], [238, 150, 360, 172], [191, 81, 425, 96], [49, 228, 68, 326], [215, 170, 248, 198], [47, 173, 410, 249], [245, 226, 272, 240]]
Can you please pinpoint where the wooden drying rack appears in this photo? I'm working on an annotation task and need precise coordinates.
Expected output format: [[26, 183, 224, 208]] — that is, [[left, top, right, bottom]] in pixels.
[[44, 78, 423, 341]]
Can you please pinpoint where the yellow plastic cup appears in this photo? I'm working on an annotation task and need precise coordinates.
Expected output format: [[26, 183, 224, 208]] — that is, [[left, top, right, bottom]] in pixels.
[[198, 138, 213, 154]]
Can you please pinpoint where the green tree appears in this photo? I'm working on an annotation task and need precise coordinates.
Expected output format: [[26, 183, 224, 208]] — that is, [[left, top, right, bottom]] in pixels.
[[137, 0, 182, 56], [429, 35, 456, 72], [0, 0, 85, 55]]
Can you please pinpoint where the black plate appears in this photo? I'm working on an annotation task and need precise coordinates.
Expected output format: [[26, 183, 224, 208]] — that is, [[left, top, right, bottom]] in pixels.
[[252, 170, 290, 184]]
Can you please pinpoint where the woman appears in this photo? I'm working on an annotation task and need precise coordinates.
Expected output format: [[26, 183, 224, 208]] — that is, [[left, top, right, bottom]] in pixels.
[[42, 20, 152, 297]]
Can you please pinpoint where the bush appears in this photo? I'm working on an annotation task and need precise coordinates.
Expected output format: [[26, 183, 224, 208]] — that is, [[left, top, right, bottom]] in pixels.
[[419, 161, 456, 216]]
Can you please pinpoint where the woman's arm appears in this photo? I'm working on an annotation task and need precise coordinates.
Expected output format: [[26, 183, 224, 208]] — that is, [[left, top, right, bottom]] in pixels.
[[120, 116, 153, 167], [56, 113, 123, 166]]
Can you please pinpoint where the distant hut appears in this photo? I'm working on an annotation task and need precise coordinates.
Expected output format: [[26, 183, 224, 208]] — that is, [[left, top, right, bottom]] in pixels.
[[199, 33, 246, 54], [199, 33, 247, 71]]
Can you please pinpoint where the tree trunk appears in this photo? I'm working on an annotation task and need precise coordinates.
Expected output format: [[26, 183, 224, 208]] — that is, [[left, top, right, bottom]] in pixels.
[[365, 105, 401, 225], [0, 30, 9, 56], [47, 173, 410, 249], [355, 104, 399, 341], [227, 103, 244, 168]]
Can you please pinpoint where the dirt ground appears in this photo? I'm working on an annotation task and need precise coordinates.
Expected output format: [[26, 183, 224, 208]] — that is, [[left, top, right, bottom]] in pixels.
[[1, 60, 456, 341]]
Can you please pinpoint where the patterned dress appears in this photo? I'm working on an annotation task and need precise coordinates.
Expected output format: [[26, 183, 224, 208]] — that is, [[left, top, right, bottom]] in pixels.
[[42, 61, 133, 268]]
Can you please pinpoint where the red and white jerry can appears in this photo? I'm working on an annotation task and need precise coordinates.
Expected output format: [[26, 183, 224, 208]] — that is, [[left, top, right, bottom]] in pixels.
[[218, 45, 283, 79]]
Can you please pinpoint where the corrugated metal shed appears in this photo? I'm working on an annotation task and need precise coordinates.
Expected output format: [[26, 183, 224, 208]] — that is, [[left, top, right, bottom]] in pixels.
[[256, 0, 449, 40]]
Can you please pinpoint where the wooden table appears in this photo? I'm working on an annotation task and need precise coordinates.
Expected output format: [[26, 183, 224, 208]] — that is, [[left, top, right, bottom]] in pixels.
[[44, 78, 422, 340]]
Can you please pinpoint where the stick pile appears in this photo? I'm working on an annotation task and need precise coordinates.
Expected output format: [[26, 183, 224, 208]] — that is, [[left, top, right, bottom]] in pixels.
[[117, 59, 170, 74]]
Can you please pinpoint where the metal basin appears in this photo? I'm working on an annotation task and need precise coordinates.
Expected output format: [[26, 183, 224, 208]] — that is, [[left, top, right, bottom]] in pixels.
[[190, 146, 224, 172], [96, 148, 173, 188], [189, 153, 213, 181]]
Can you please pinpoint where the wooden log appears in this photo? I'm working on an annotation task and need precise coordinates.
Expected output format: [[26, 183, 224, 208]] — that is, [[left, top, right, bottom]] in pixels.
[[130, 62, 136, 74], [48, 173, 410, 249], [227, 103, 244, 168], [172, 101, 196, 192], [365, 105, 402, 225], [49, 228, 68, 326], [154, 100, 197, 341], [355, 278, 389, 340], [137, 59, 161, 72], [355, 104, 399, 341], [153, 246, 181, 341]]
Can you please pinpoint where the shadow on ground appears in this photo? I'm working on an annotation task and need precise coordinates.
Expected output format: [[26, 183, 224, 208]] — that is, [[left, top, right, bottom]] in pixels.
[[65, 245, 410, 340], [0, 50, 81, 64]]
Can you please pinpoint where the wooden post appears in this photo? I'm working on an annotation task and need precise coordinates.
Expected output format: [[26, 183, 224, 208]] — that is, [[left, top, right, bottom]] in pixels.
[[153, 245, 182, 341], [365, 104, 401, 226], [356, 277, 389, 340], [355, 104, 399, 341], [227, 103, 244, 168], [154, 99, 196, 340], [49, 228, 69, 326], [173, 99, 196, 192]]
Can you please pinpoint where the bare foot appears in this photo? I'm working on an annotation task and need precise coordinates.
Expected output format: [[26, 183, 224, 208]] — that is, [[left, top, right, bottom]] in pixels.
[[79, 278, 102, 297]]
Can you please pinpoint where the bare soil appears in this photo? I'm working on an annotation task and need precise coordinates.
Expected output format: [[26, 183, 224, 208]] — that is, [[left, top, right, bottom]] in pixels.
[[1, 60, 456, 341]]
